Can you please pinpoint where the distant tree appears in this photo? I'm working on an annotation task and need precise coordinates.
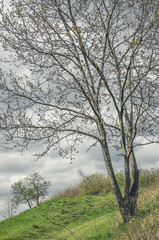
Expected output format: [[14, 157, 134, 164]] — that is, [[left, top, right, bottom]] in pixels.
[[11, 173, 51, 209], [11, 179, 33, 209], [0, 195, 17, 220], [26, 172, 51, 206], [0, 0, 158, 222]]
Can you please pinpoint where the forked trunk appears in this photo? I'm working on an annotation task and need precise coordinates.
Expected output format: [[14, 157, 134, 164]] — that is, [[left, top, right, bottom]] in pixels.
[[118, 167, 139, 222], [119, 187, 139, 222], [100, 138, 139, 222]]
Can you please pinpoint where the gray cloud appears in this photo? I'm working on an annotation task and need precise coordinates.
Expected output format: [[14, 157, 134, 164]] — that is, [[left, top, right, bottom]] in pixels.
[[136, 143, 159, 169], [0, 138, 158, 221]]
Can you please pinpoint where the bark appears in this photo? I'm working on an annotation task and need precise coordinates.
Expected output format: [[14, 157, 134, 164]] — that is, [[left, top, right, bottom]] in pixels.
[[114, 170, 139, 222], [26, 199, 32, 209], [120, 168, 139, 222], [36, 197, 40, 206], [100, 129, 139, 222], [119, 194, 138, 222]]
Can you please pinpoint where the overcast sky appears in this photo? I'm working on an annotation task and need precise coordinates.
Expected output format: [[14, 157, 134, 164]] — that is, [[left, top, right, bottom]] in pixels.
[[0, 125, 159, 220], [0, 0, 159, 221]]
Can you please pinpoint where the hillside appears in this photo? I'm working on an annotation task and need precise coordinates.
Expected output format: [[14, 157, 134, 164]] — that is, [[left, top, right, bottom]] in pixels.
[[0, 193, 120, 239], [0, 170, 159, 239]]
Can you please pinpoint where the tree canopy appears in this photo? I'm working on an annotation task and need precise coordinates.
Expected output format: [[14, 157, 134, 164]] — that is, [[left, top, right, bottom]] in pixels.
[[11, 173, 51, 209]]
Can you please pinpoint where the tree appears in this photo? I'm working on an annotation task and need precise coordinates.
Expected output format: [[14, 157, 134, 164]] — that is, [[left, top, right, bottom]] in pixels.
[[26, 172, 51, 206], [0, 0, 158, 222], [0, 195, 17, 220], [11, 173, 51, 209]]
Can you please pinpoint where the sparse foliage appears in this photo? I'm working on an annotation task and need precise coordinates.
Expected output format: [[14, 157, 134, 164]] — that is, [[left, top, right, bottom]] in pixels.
[[0, 0, 158, 222], [11, 173, 51, 209], [0, 195, 17, 220]]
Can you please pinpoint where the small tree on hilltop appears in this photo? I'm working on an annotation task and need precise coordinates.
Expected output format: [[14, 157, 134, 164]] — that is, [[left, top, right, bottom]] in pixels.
[[26, 172, 51, 206], [11, 173, 51, 209]]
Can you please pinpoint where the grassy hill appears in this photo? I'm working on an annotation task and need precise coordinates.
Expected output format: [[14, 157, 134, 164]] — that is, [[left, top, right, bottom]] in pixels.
[[0, 170, 159, 239], [0, 193, 119, 239]]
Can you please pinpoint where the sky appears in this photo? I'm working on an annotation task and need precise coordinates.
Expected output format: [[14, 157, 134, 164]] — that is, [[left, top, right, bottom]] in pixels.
[[0, 0, 159, 221], [0, 138, 159, 218], [0, 135, 159, 221]]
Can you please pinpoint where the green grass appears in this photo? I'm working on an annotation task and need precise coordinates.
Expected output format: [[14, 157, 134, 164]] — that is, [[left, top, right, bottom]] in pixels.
[[1, 169, 159, 239], [0, 193, 120, 240]]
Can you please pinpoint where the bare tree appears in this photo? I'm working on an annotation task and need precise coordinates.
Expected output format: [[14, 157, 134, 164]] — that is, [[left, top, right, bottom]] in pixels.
[[0, 195, 17, 220], [0, 0, 158, 222]]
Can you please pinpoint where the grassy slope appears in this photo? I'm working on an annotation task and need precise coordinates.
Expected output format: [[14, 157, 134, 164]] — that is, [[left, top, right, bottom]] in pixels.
[[0, 173, 159, 240], [0, 193, 121, 240]]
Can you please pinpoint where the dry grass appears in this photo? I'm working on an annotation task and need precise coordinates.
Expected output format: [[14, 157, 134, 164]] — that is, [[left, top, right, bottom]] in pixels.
[[47, 169, 159, 200], [121, 177, 159, 240], [45, 185, 81, 201], [45, 169, 159, 240]]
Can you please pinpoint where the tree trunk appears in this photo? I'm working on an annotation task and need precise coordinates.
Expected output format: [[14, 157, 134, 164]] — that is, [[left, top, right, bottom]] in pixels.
[[27, 200, 32, 209], [36, 197, 40, 206], [119, 168, 139, 222], [119, 190, 138, 222], [100, 135, 139, 222]]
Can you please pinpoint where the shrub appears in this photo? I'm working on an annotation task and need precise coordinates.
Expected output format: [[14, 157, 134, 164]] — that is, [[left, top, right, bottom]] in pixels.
[[115, 171, 125, 190], [79, 173, 112, 196], [139, 168, 159, 188], [52, 185, 80, 199], [48, 169, 159, 201]]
